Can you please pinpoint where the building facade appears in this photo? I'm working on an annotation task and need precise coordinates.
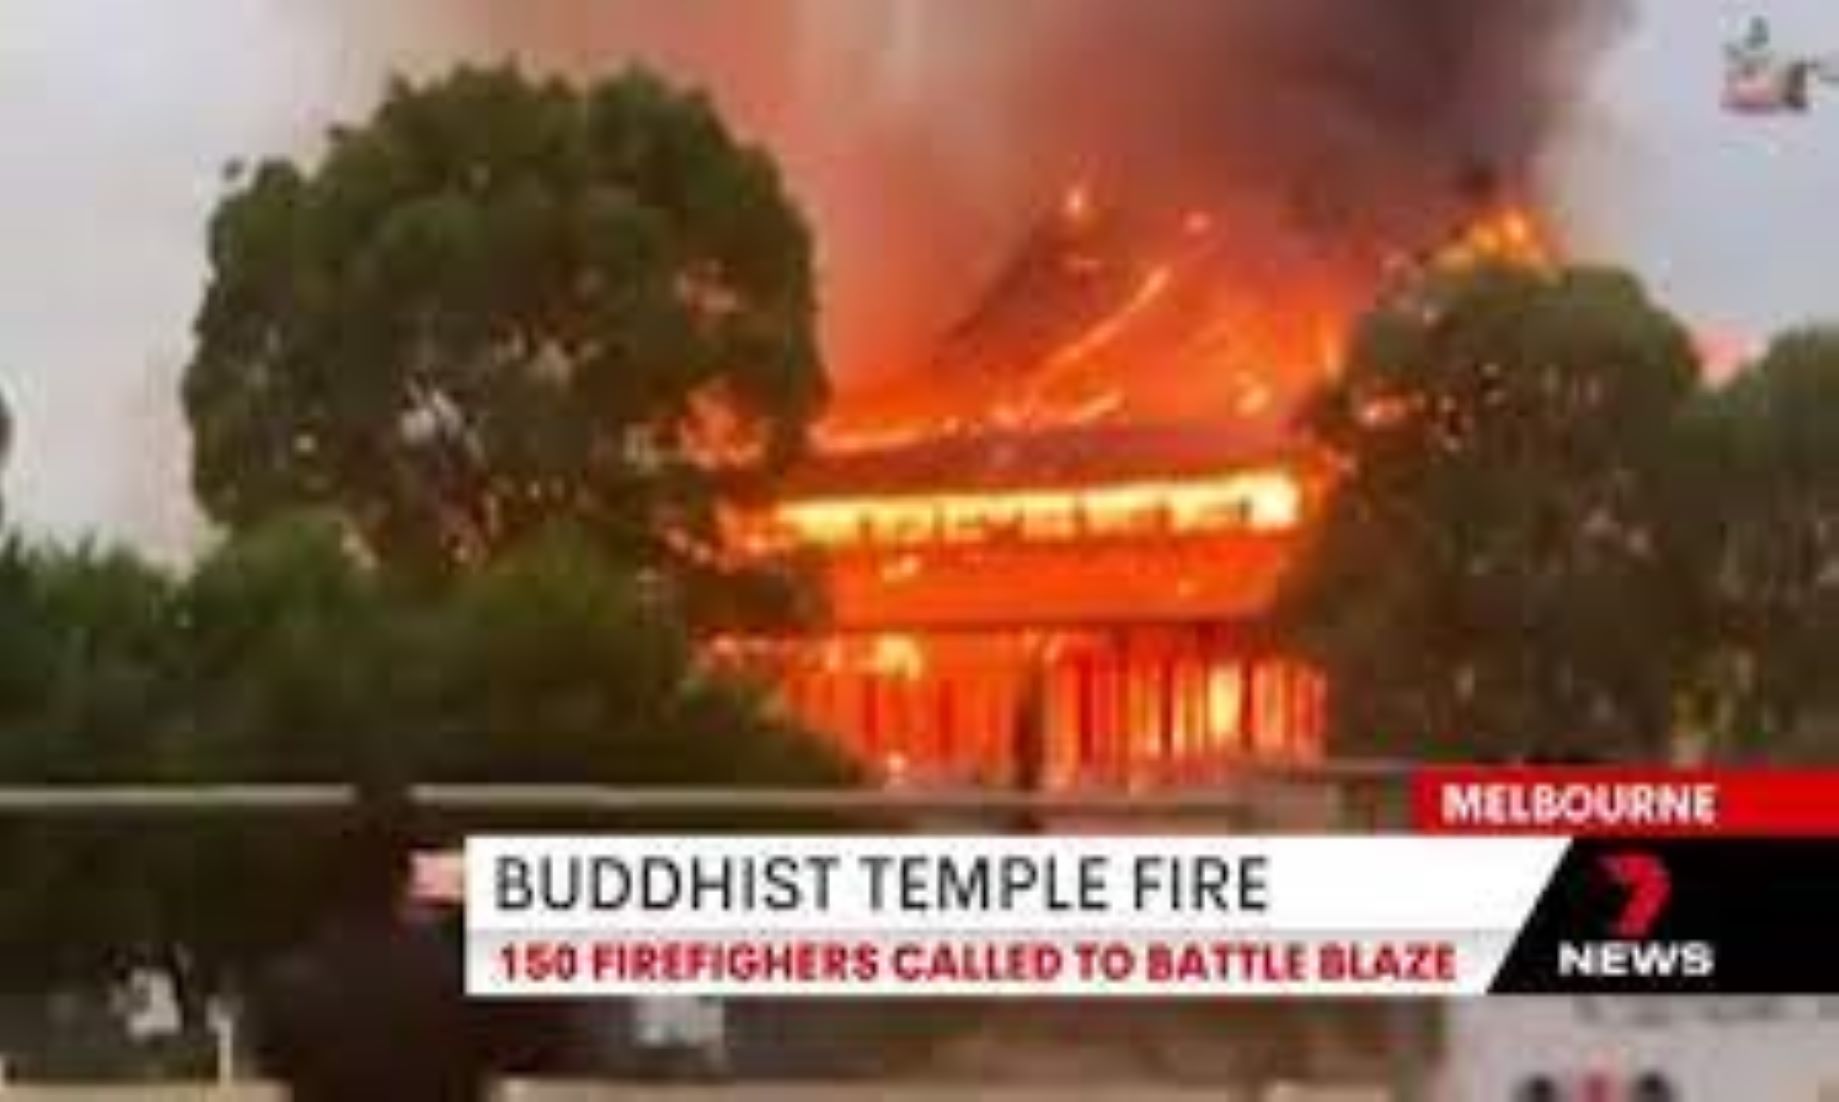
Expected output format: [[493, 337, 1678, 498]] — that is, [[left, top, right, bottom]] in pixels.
[[732, 423, 1328, 789]]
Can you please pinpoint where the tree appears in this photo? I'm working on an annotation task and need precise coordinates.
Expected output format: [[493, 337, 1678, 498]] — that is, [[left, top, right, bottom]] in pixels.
[[0, 541, 182, 989], [1280, 262, 1702, 761], [406, 525, 692, 782], [0, 515, 854, 995], [407, 525, 852, 788], [0, 540, 178, 782], [1684, 329, 1839, 760], [168, 512, 406, 782], [185, 64, 825, 579], [161, 521, 851, 974], [0, 385, 11, 524]]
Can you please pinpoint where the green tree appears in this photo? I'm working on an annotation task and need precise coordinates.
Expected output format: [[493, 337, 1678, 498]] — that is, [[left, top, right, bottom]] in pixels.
[[410, 525, 851, 787], [160, 520, 851, 974], [1683, 330, 1839, 761], [0, 385, 11, 524], [165, 516, 852, 789], [0, 541, 181, 988], [1281, 263, 1702, 761], [185, 64, 825, 579], [0, 541, 178, 782], [408, 525, 691, 781], [0, 517, 854, 995], [168, 512, 404, 781]]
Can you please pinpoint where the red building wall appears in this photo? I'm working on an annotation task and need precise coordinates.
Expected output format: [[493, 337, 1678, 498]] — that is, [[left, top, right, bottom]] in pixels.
[[729, 447, 1330, 788]]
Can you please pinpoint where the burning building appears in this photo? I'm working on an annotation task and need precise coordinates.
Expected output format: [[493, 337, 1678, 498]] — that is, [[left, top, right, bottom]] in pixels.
[[727, 191, 1549, 789], [568, 0, 1593, 789], [742, 423, 1329, 790], [432, 4, 1610, 789]]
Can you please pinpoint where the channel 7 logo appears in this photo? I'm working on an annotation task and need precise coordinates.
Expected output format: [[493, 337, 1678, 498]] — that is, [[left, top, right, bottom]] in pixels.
[[1555, 851, 1715, 981], [1600, 852, 1670, 939]]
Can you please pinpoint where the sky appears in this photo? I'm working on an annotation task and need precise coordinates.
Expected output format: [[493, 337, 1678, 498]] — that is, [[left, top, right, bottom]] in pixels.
[[1560, 0, 1839, 351], [2, 0, 1839, 558]]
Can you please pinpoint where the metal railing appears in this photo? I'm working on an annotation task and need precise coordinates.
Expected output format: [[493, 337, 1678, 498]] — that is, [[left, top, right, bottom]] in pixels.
[[0, 758, 1413, 819]]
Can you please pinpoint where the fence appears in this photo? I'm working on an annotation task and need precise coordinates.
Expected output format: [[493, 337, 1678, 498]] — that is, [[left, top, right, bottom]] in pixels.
[[0, 1086, 1395, 1101], [0, 760, 1412, 823]]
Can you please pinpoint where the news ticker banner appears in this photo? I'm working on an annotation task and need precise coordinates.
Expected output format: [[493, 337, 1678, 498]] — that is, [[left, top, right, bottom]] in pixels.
[[460, 771, 1839, 999]]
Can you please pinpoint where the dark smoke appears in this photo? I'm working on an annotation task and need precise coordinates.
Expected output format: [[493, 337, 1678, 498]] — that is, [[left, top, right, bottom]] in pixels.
[[1014, 1, 1630, 239], [0, 0, 1630, 550], [447, 0, 1631, 378]]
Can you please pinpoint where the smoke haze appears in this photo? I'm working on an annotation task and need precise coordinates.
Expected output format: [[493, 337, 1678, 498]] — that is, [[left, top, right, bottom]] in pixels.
[[0, 0, 1635, 551], [447, 0, 1631, 375]]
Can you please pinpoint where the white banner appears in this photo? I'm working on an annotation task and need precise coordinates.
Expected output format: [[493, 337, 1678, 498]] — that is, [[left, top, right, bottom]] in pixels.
[[464, 835, 1567, 998]]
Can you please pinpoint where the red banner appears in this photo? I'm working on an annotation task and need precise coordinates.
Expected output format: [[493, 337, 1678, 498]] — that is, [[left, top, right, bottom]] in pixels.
[[1413, 768, 1839, 836]]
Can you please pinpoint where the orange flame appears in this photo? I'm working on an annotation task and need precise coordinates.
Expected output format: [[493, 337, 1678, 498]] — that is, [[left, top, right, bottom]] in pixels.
[[1040, 264, 1173, 377], [815, 193, 1561, 450], [1435, 204, 1554, 271]]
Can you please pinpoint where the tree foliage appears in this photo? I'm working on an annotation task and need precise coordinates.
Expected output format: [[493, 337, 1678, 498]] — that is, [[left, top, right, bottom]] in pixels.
[[1681, 330, 1839, 760], [0, 520, 853, 990], [185, 65, 825, 577], [1282, 263, 1702, 761], [0, 542, 184, 986], [0, 385, 11, 524], [0, 541, 180, 782]]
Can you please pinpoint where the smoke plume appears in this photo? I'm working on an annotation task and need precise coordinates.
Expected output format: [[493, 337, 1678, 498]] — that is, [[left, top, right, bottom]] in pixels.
[[445, 0, 1631, 379], [0, 0, 1629, 548]]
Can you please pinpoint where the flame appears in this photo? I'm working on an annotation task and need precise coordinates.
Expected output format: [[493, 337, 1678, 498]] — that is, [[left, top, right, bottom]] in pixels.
[[1040, 264, 1173, 377], [1434, 204, 1554, 271], [1313, 319, 1343, 375], [721, 189, 1550, 790], [868, 634, 927, 679], [813, 192, 1561, 451]]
